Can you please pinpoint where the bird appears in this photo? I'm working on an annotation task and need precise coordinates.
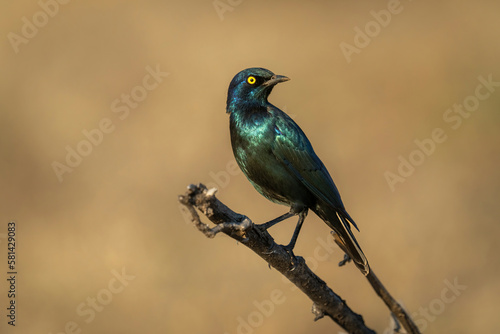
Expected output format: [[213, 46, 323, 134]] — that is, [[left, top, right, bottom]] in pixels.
[[226, 67, 369, 275]]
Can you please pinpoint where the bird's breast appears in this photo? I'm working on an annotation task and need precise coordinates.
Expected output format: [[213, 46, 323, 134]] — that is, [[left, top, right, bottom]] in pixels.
[[230, 117, 275, 171], [230, 115, 312, 207]]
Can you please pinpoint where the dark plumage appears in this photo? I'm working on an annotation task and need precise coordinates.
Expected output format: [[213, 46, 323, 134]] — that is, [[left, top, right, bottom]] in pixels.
[[226, 67, 369, 275]]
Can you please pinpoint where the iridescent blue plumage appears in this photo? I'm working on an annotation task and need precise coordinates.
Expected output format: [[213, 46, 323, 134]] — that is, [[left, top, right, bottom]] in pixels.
[[226, 67, 369, 275]]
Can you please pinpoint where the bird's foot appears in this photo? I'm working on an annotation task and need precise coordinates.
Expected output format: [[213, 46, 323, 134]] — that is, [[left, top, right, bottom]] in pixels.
[[338, 253, 352, 267], [282, 243, 299, 269], [263, 240, 279, 255], [282, 244, 305, 271], [283, 244, 296, 258]]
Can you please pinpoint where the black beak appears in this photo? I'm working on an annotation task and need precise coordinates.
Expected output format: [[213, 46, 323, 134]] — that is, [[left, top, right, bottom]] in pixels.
[[262, 74, 290, 87]]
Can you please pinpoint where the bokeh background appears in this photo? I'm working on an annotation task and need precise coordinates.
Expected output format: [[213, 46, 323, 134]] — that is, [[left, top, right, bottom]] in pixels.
[[1, 1, 499, 333]]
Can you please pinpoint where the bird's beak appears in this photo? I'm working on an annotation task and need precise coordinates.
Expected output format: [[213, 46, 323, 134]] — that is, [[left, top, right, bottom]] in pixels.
[[262, 74, 290, 87]]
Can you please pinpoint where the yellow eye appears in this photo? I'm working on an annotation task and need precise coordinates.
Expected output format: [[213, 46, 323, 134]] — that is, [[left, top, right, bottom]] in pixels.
[[247, 76, 256, 85]]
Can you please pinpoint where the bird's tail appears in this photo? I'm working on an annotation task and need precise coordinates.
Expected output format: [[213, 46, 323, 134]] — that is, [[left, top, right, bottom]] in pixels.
[[317, 206, 370, 275]]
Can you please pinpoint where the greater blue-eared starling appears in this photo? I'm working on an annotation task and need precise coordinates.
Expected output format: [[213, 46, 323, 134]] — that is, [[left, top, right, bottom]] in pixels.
[[226, 68, 369, 275]]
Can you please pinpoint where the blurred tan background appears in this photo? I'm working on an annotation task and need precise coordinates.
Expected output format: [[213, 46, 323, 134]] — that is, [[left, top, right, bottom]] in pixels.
[[1, 0, 499, 333]]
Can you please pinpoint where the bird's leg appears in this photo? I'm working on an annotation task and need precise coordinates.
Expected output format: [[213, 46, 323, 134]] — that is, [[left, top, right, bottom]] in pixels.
[[284, 210, 308, 252], [258, 211, 298, 254], [258, 211, 297, 230]]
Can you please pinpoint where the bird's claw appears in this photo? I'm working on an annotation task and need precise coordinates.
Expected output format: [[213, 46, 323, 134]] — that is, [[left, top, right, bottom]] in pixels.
[[338, 253, 352, 267], [283, 244, 296, 258], [282, 243, 300, 270]]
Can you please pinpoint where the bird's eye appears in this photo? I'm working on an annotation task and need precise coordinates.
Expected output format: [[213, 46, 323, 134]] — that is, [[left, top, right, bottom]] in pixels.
[[247, 76, 256, 85]]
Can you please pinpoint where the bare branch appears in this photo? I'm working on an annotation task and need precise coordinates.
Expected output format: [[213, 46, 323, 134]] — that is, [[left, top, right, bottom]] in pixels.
[[366, 270, 420, 333], [179, 184, 375, 333], [179, 183, 420, 334]]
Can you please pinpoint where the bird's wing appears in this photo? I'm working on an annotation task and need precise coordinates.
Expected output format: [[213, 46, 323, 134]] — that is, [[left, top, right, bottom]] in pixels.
[[271, 114, 359, 231], [271, 113, 369, 274]]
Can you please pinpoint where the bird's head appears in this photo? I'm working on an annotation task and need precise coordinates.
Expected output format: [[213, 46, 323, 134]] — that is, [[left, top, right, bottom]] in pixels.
[[226, 67, 290, 114]]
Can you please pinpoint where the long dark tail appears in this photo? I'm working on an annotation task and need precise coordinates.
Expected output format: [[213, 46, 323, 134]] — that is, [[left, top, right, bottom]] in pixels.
[[315, 205, 370, 275]]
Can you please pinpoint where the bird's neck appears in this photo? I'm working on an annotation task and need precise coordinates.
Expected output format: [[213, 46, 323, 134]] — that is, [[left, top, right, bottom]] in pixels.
[[226, 94, 269, 115], [228, 100, 271, 131]]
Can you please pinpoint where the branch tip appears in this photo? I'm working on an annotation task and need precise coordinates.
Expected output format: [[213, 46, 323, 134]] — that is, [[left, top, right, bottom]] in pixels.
[[206, 187, 218, 197]]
